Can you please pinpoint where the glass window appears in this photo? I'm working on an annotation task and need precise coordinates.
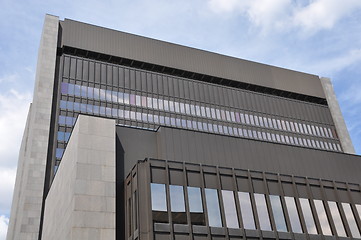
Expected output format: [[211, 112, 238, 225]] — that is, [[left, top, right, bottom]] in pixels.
[[170, 185, 185, 212], [59, 100, 67, 110], [163, 100, 169, 111], [64, 132, 70, 142], [270, 195, 287, 232], [222, 190, 239, 228], [151, 183, 167, 211], [100, 89, 106, 101], [58, 115, 66, 125], [67, 83, 75, 95], [93, 88, 100, 100], [158, 99, 163, 110], [57, 131, 65, 141], [188, 187, 205, 225], [185, 103, 190, 115], [55, 148, 64, 159], [314, 200, 332, 235], [174, 102, 180, 113], [188, 187, 203, 212], [205, 189, 222, 227], [299, 198, 317, 234], [169, 101, 175, 112], [61, 82, 68, 94], [152, 98, 158, 109], [328, 201, 347, 237], [129, 94, 136, 105], [254, 193, 272, 231], [240, 113, 245, 124], [135, 95, 141, 106], [201, 107, 206, 117], [342, 203, 361, 238], [285, 197, 303, 233]]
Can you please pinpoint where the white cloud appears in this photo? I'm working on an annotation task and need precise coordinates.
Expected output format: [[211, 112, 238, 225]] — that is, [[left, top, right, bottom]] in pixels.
[[0, 89, 31, 168], [293, 0, 361, 34], [208, 0, 361, 34], [304, 48, 361, 77], [0, 168, 16, 216], [0, 215, 9, 240]]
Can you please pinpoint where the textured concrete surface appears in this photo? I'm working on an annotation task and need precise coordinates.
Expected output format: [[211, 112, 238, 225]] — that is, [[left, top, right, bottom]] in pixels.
[[41, 115, 116, 240], [320, 77, 355, 154], [7, 14, 59, 240]]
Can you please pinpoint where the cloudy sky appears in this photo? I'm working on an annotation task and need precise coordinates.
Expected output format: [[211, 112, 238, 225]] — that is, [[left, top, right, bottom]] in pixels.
[[1, 0, 361, 238]]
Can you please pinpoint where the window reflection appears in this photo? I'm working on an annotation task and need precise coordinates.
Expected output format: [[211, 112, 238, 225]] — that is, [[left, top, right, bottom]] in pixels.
[[221, 190, 239, 228], [285, 197, 303, 233], [254, 193, 272, 231], [270, 195, 287, 232], [151, 183, 167, 211], [342, 203, 361, 238], [188, 187, 205, 225], [205, 189, 222, 227], [58, 81, 344, 152], [328, 201, 347, 237], [314, 200, 332, 236], [299, 198, 317, 234], [170, 185, 187, 224], [169, 185, 185, 212]]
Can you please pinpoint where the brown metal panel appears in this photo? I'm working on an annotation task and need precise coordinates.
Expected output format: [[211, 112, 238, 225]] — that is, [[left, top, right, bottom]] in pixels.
[[61, 19, 326, 99]]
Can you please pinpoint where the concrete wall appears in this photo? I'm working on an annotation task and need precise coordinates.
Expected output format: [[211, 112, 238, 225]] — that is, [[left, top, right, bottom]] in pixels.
[[7, 14, 59, 240], [320, 77, 355, 154], [42, 115, 116, 240]]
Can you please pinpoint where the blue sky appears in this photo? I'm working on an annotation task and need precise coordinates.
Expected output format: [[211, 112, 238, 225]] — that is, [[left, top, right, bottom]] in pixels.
[[1, 0, 361, 238]]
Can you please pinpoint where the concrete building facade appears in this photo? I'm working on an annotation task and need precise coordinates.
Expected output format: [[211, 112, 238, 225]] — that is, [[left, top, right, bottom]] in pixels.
[[7, 15, 361, 240]]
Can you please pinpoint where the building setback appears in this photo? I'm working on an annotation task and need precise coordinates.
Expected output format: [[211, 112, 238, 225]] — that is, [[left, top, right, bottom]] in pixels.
[[7, 14, 361, 240]]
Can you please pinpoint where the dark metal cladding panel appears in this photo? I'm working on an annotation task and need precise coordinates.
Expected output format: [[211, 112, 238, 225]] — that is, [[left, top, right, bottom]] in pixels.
[[60, 19, 325, 99], [116, 125, 361, 185]]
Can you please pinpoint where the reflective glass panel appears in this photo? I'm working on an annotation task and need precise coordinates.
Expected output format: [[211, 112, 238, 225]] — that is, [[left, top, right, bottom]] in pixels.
[[328, 201, 347, 237], [222, 190, 239, 228], [299, 198, 317, 234], [314, 200, 332, 235], [270, 195, 287, 232], [285, 197, 303, 233], [254, 193, 272, 231], [188, 187, 203, 212], [205, 189, 222, 227], [342, 203, 361, 238], [170, 185, 185, 212], [151, 183, 167, 211]]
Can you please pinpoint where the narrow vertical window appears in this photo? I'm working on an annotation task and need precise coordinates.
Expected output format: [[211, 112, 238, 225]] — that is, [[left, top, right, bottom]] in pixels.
[[328, 201, 347, 237], [188, 187, 205, 225], [285, 197, 303, 233], [205, 189, 222, 227], [238, 192, 256, 229], [299, 198, 317, 234], [221, 190, 239, 228], [270, 195, 287, 232], [254, 193, 272, 231], [170, 185, 187, 224], [342, 203, 361, 238], [314, 200, 332, 235], [151, 183, 168, 223], [151, 183, 167, 211]]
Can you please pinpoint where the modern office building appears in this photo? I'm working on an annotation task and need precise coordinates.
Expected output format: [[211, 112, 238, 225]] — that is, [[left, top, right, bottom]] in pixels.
[[7, 14, 361, 240]]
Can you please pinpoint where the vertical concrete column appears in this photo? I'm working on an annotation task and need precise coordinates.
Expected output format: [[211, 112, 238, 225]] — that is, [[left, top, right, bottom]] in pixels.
[[320, 77, 355, 154], [7, 14, 59, 240]]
